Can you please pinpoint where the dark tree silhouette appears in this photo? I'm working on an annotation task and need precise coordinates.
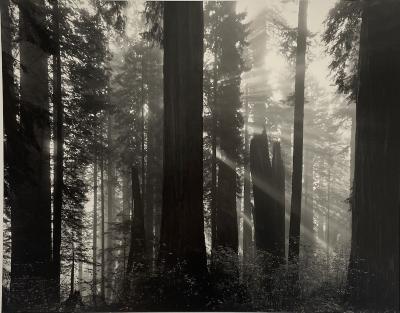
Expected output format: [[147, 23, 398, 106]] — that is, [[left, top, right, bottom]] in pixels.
[[10, 0, 53, 307], [347, 1, 400, 310], [250, 132, 281, 261], [159, 2, 207, 274], [214, 1, 245, 254], [51, 0, 63, 302], [272, 142, 285, 263], [288, 0, 308, 272], [126, 166, 145, 276]]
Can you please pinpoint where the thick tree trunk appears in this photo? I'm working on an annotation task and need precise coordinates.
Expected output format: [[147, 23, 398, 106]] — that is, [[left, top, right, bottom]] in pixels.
[[160, 2, 207, 275], [2, 0, 18, 218], [272, 142, 285, 264], [288, 0, 308, 272], [126, 166, 146, 276], [51, 0, 63, 302], [250, 133, 280, 259], [347, 1, 400, 310], [11, 0, 52, 307]]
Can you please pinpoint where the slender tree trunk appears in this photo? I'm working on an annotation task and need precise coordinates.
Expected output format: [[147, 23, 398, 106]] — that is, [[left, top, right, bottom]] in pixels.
[[100, 146, 105, 300], [288, 0, 308, 270], [211, 59, 218, 254], [12, 0, 52, 307], [160, 2, 207, 275], [122, 169, 130, 276], [243, 85, 252, 262], [349, 103, 356, 188], [51, 0, 63, 302], [93, 156, 98, 303], [347, 2, 400, 309], [106, 113, 114, 298], [145, 120, 154, 266], [70, 245, 75, 296], [326, 161, 331, 272], [215, 2, 240, 256]]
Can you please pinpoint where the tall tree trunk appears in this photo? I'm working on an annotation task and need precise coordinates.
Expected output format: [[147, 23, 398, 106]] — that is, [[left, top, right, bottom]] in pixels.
[[11, 0, 52, 307], [347, 1, 400, 310], [92, 156, 98, 303], [122, 169, 130, 276], [349, 103, 356, 188], [2, 0, 21, 305], [215, 2, 240, 255], [288, 0, 308, 271], [100, 146, 105, 300], [243, 85, 252, 262], [51, 0, 63, 302], [2, 0, 18, 221], [326, 160, 331, 272], [145, 118, 154, 266], [211, 58, 218, 254], [106, 113, 114, 298], [160, 2, 207, 275]]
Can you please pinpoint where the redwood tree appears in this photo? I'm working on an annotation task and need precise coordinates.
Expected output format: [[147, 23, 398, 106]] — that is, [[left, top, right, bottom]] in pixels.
[[159, 2, 207, 274], [347, 0, 400, 310], [288, 0, 308, 270], [11, 0, 53, 307]]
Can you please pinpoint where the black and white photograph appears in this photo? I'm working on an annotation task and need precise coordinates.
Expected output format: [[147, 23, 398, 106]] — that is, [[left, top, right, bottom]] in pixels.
[[1, 0, 399, 312]]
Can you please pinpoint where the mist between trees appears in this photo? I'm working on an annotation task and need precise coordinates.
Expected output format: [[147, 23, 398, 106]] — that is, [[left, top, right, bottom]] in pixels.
[[2, 0, 399, 312]]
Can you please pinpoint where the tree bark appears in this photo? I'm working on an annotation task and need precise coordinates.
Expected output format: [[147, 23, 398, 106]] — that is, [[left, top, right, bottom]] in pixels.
[[92, 156, 98, 302], [51, 0, 63, 302], [160, 2, 207, 275], [11, 0, 52, 307], [250, 133, 279, 258], [211, 60, 218, 254], [122, 169, 130, 275], [272, 142, 285, 264], [243, 85, 252, 262], [106, 113, 114, 298], [70, 245, 75, 296], [288, 0, 308, 272], [347, 1, 400, 310], [126, 166, 146, 276], [215, 2, 241, 255], [100, 145, 105, 300], [2, 0, 18, 219]]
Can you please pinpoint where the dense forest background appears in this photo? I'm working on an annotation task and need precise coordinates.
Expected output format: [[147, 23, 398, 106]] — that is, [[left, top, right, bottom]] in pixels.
[[1, 0, 399, 312]]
